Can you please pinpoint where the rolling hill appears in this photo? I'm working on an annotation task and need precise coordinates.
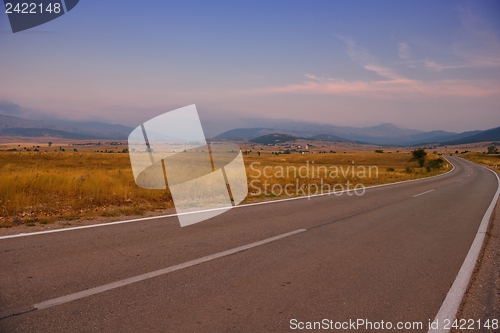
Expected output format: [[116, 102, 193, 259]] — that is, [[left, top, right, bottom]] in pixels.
[[2, 112, 498, 146], [215, 122, 499, 146], [308, 134, 353, 142], [249, 134, 300, 145], [0, 127, 94, 140], [441, 126, 500, 145]]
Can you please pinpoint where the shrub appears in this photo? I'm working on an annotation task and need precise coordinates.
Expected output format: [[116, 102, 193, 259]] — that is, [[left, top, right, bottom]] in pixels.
[[375, 149, 384, 153], [386, 167, 395, 172], [487, 146, 498, 154], [411, 148, 427, 160], [427, 158, 444, 169]]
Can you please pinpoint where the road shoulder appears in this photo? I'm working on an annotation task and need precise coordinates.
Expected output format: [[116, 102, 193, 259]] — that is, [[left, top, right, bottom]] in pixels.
[[452, 196, 500, 332]]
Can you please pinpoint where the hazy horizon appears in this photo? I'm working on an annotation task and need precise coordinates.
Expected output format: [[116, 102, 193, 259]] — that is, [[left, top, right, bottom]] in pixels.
[[1, 1, 500, 135], [2, 105, 498, 140]]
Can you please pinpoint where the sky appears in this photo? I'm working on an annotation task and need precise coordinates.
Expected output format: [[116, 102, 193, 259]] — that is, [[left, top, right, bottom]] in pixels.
[[1, 0, 499, 136]]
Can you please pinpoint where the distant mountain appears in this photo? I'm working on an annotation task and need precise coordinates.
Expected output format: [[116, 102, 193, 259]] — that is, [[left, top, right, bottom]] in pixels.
[[412, 130, 483, 146], [2, 112, 497, 146], [0, 114, 133, 139], [215, 123, 459, 146], [215, 122, 498, 146], [308, 134, 353, 142], [249, 133, 300, 145], [0, 127, 94, 140], [214, 127, 273, 141], [441, 127, 500, 145], [57, 120, 132, 132]]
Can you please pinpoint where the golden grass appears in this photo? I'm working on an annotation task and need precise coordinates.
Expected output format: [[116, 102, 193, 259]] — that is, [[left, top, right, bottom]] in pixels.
[[0, 151, 172, 227], [243, 151, 448, 199], [0, 150, 449, 227], [462, 152, 500, 174]]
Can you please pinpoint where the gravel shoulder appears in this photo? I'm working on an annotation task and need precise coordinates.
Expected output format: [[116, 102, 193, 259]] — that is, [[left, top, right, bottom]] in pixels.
[[452, 196, 500, 332]]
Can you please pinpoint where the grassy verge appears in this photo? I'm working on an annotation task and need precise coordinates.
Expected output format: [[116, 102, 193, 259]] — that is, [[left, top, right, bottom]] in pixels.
[[0, 150, 449, 228], [461, 152, 500, 175]]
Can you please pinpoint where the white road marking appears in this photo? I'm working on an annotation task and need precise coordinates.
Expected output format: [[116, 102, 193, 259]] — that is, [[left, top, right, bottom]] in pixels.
[[7, 156, 498, 332], [413, 189, 435, 197], [456, 179, 463, 183], [0, 157, 456, 240], [33, 228, 306, 310], [428, 164, 500, 333]]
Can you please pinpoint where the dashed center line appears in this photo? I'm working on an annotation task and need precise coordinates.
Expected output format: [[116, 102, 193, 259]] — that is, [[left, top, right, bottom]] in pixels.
[[413, 189, 435, 197], [32, 228, 306, 311]]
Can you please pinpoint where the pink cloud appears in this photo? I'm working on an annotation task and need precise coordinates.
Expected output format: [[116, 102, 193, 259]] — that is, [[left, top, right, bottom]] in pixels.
[[255, 31, 500, 100], [257, 76, 500, 100]]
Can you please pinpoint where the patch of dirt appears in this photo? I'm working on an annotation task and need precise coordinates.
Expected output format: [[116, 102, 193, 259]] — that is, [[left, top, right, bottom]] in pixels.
[[0, 207, 177, 237], [451, 197, 500, 332]]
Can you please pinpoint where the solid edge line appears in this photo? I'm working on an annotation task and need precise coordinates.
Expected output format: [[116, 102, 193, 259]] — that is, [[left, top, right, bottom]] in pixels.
[[428, 162, 500, 333], [33, 228, 306, 310], [0, 157, 456, 240]]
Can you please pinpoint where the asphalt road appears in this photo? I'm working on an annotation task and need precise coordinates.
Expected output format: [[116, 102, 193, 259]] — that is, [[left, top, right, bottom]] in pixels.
[[0, 156, 498, 332]]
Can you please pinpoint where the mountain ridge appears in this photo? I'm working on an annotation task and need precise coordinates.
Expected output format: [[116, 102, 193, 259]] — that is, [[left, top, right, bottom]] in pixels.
[[0, 114, 133, 139], [1, 113, 498, 146], [215, 122, 499, 146], [441, 127, 500, 145]]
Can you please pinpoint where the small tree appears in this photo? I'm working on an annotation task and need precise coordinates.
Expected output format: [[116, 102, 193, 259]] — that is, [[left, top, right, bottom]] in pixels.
[[411, 148, 427, 167], [48, 142, 52, 147], [487, 145, 498, 154]]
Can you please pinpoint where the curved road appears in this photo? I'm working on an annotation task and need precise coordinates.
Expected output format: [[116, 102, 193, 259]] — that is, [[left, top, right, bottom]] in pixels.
[[0, 156, 498, 332]]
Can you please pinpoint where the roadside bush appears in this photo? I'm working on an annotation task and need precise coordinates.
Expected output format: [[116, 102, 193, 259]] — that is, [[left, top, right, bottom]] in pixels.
[[487, 145, 498, 154], [375, 149, 384, 153], [386, 167, 395, 172], [427, 158, 444, 170]]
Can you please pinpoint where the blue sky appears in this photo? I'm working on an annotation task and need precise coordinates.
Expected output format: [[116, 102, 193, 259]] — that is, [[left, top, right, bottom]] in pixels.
[[1, 0, 499, 135]]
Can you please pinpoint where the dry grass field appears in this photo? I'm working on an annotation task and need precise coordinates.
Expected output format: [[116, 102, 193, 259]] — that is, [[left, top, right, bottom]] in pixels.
[[243, 151, 447, 198], [0, 143, 449, 228], [462, 152, 500, 174]]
